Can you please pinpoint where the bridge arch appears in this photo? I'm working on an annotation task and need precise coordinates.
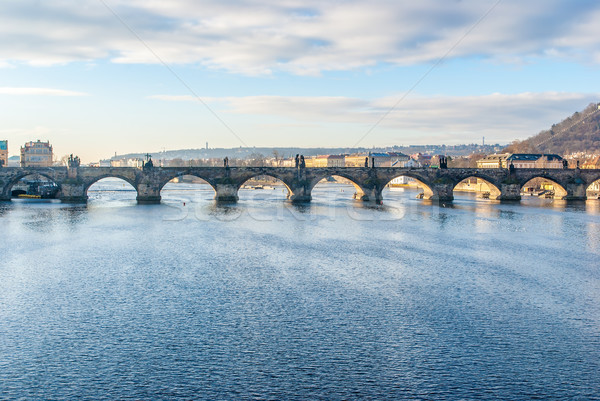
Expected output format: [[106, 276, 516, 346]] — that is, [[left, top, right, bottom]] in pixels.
[[83, 174, 137, 197], [158, 172, 217, 195], [452, 174, 501, 200], [585, 176, 600, 199], [380, 173, 435, 200], [86, 176, 138, 203], [237, 173, 293, 199], [308, 173, 370, 200], [520, 176, 568, 199], [3, 172, 60, 199]]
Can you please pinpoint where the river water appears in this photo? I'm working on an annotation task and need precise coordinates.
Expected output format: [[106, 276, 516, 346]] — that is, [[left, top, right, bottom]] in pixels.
[[1, 179, 599, 400]]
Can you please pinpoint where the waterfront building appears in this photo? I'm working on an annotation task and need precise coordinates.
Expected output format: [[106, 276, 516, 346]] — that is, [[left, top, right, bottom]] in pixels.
[[110, 158, 144, 168], [344, 153, 392, 167], [507, 154, 563, 169], [477, 153, 510, 168], [477, 153, 564, 169], [389, 176, 416, 186], [404, 158, 422, 168], [0, 140, 7, 167], [388, 152, 411, 167], [20, 140, 53, 167], [279, 158, 295, 167], [582, 156, 600, 169], [370, 153, 392, 167], [127, 158, 144, 168], [311, 155, 345, 167], [344, 153, 369, 167], [411, 153, 432, 167]]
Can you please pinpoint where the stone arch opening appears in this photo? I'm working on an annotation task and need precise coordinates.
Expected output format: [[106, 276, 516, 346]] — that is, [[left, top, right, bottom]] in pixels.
[[160, 174, 216, 202], [381, 174, 434, 200], [311, 175, 366, 201], [521, 177, 568, 199], [86, 177, 137, 202], [586, 178, 600, 199], [238, 174, 291, 201], [7, 173, 60, 200], [453, 176, 501, 200]]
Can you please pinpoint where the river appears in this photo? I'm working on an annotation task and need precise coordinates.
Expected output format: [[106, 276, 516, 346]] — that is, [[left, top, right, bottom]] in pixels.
[[1, 179, 599, 400]]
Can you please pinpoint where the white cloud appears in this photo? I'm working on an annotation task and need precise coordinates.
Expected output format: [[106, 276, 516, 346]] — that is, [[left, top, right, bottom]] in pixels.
[[0, 0, 599, 74], [149, 91, 599, 143], [0, 87, 88, 96]]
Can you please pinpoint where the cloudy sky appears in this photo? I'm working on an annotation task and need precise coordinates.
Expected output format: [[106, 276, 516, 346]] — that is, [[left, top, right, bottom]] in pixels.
[[1, 0, 599, 162]]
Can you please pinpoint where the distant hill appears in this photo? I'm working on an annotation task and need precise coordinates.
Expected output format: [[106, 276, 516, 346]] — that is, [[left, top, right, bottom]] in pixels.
[[109, 143, 503, 162], [504, 102, 600, 155]]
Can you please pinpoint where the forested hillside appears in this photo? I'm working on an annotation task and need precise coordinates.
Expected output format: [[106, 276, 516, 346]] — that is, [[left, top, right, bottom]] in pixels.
[[504, 102, 600, 154]]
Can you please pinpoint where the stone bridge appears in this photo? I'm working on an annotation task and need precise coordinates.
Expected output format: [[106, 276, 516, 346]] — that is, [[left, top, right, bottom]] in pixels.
[[1, 166, 599, 204]]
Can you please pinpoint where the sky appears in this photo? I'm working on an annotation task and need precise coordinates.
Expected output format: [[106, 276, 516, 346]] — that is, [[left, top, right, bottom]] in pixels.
[[1, 0, 599, 163]]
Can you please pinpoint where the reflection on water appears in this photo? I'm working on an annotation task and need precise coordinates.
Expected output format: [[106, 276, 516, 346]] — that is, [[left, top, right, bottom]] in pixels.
[[1, 180, 600, 400]]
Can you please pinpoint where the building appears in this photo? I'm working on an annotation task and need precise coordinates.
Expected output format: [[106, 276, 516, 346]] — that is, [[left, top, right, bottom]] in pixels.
[[411, 153, 432, 167], [581, 156, 600, 169], [344, 153, 370, 167], [389, 176, 416, 186], [370, 153, 392, 167], [507, 154, 563, 169], [20, 140, 53, 167], [344, 152, 392, 167], [476, 153, 510, 169], [388, 152, 411, 167], [0, 140, 7, 167], [311, 155, 345, 167], [404, 158, 422, 168], [110, 158, 144, 168], [279, 158, 295, 167], [477, 153, 564, 169]]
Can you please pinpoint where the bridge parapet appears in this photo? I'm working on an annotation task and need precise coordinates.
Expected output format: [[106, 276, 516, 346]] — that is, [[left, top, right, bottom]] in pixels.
[[1, 166, 600, 204]]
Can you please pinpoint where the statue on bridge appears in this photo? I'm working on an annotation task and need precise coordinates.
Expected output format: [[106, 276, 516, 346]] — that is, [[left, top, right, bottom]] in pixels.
[[295, 154, 300, 168], [67, 154, 80, 168], [300, 155, 305, 168], [143, 153, 154, 170], [438, 155, 448, 169], [224, 156, 229, 168]]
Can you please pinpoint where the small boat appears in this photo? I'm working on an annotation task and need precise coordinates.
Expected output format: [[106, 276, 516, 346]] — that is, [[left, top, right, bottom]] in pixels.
[[12, 179, 60, 199]]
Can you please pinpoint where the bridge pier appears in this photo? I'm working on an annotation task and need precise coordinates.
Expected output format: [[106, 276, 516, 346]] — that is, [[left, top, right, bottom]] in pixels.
[[214, 183, 239, 202], [562, 181, 587, 200], [429, 183, 454, 202], [59, 183, 88, 203], [499, 183, 521, 201], [359, 187, 383, 204], [136, 183, 161, 204], [288, 187, 311, 203], [353, 188, 370, 202]]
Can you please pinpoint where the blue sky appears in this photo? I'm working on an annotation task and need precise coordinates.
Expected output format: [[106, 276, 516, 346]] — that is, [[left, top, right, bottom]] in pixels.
[[1, 0, 599, 162]]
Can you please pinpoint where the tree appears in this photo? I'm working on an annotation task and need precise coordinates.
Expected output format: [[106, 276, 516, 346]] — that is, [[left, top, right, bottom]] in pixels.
[[59, 154, 70, 166], [246, 153, 265, 167]]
